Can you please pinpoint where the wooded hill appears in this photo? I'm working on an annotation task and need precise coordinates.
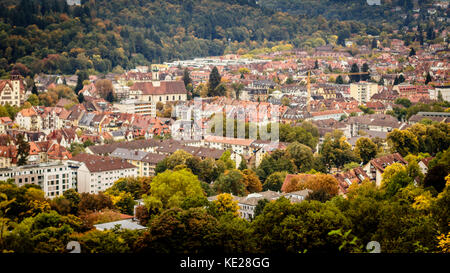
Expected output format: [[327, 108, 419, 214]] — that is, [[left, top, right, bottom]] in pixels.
[[0, 0, 443, 76]]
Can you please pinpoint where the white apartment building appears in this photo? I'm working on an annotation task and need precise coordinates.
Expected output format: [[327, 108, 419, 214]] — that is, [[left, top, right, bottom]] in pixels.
[[113, 99, 156, 117], [0, 75, 26, 107], [15, 107, 42, 131], [350, 82, 378, 104], [71, 153, 138, 194], [0, 162, 75, 198]]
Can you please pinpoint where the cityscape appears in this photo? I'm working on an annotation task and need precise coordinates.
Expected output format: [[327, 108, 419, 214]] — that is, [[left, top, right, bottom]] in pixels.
[[0, 0, 449, 264]]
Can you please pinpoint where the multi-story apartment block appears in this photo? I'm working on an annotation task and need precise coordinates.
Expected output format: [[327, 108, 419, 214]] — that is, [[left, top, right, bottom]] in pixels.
[[0, 74, 26, 107], [349, 82, 378, 104], [15, 107, 42, 131], [110, 148, 166, 177], [0, 162, 75, 198], [71, 153, 138, 194], [113, 99, 156, 117]]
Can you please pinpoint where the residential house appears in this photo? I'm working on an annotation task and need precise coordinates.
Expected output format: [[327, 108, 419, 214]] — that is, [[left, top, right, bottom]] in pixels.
[[71, 153, 138, 194], [363, 153, 408, 186], [334, 167, 370, 194], [0, 162, 75, 198], [0, 73, 26, 106], [15, 107, 42, 131]]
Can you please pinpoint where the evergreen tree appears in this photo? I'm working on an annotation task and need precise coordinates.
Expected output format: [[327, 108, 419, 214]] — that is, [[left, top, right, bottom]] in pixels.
[[75, 77, 83, 95], [182, 68, 192, 87], [78, 92, 85, 103], [371, 38, 377, 49], [17, 133, 30, 166], [335, 75, 344, 84], [409, 47, 416, 56], [378, 78, 385, 86], [425, 72, 432, 85], [314, 60, 319, 69], [75, 71, 88, 95], [398, 74, 405, 84], [361, 63, 370, 81], [208, 66, 221, 97], [426, 26, 435, 41], [349, 63, 360, 83], [393, 76, 399, 85], [106, 91, 115, 103], [31, 83, 38, 95]]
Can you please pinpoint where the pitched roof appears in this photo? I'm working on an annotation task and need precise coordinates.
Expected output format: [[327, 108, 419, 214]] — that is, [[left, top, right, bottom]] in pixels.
[[71, 153, 137, 173], [130, 81, 187, 95], [334, 167, 370, 194], [18, 107, 38, 117], [111, 148, 148, 161], [369, 153, 407, 172], [94, 220, 146, 231], [141, 152, 167, 164], [204, 135, 255, 146]]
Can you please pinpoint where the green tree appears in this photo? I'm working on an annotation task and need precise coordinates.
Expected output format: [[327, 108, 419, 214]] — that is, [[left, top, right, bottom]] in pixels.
[[219, 150, 235, 170], [381, 163, 414, 197], [387, 129, 419, 157], [361, 63, 370, 81], [75, 71, 88, 94], [231, 82, 244, 99], [286, 142, 314, 172], [105, 177, 148, 199], [256, 150, 296, 182], [16, 133, 30, 166], [354, 137, 378, 164], [150, 169, 205, 208], [425, 72, 432, 85], [214, 169, 246, 196], [26, 94, 39, 106], [109, 192, 136, 215], [251, 197, 352, 253], [262, 171, 287, 192], [320, 130, 359, 170], [208, 66, 222, 97], [423, 165, 448, 193], [182, 68, 192, 87], [78, 92, 85, 103], [238, 156, 247, 171], [349, 63, 360, 83], [135, 208, 220, 254]]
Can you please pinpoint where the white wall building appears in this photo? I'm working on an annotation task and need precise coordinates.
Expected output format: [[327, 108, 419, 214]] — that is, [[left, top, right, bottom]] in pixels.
[[350, 82, 378, 104], [0, 162, 75, 198], [71, 154, 138, 194]]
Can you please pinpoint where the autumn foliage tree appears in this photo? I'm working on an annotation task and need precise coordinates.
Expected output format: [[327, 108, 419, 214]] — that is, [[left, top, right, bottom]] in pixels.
[[241, 169, 262, 194]]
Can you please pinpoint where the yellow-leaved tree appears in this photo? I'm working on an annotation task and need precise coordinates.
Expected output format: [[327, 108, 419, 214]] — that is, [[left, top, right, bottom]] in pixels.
[[213, 193, 240, 217]]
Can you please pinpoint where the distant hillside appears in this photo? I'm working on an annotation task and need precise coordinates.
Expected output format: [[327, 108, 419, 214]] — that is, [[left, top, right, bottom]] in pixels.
[[0, 0, 444, 77]]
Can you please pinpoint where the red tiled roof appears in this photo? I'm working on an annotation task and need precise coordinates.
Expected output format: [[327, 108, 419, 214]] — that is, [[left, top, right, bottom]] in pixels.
[[370, 153, 407, 172], [130, 81, 187, 95], [71, 153, 137, 173]]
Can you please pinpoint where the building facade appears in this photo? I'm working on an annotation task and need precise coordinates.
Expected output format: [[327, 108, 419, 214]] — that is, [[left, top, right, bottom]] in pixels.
[[0, 162, 75, 198], [350, 82, 378, 104]]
